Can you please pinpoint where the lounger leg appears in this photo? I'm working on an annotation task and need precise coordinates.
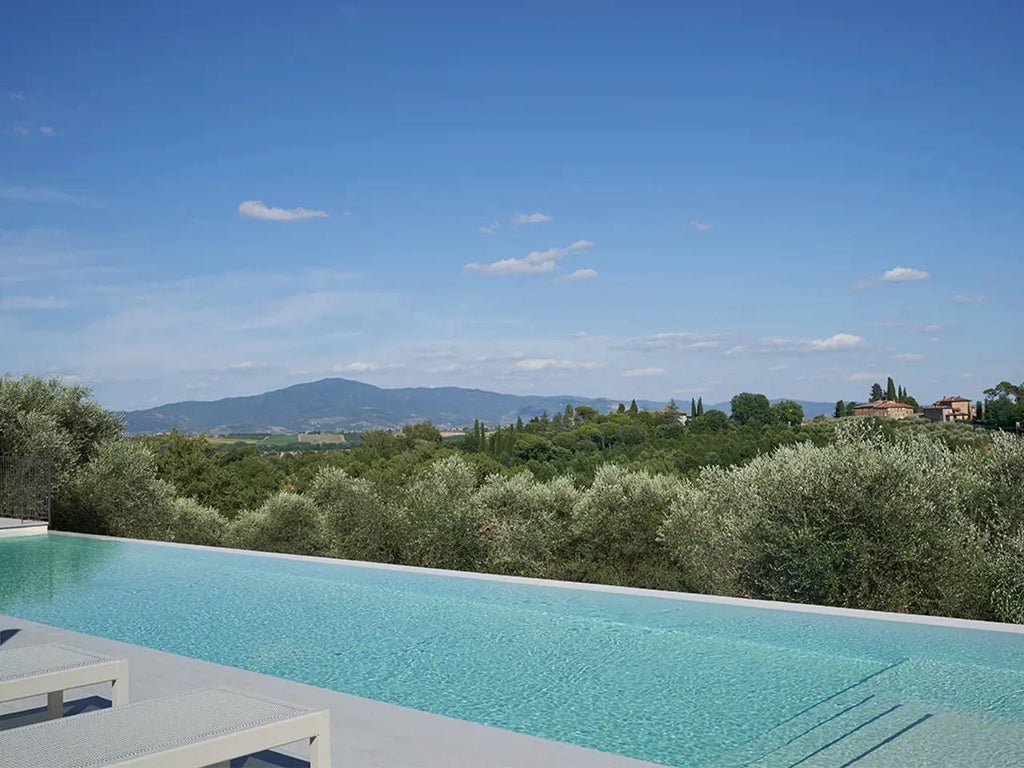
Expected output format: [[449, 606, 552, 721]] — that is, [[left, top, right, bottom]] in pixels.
[[47, 690, 63, 719], [310, 729, 330, 768], [110, 669, 129, 706]]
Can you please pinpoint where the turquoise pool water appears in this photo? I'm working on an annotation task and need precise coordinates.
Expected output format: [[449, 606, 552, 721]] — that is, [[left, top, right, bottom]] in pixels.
[[2, 535, 1024, 767]]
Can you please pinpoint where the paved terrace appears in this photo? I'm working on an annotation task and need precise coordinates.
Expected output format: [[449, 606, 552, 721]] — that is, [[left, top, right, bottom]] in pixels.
[[0, 518, 47, 539], [0, 614, 665, 768]]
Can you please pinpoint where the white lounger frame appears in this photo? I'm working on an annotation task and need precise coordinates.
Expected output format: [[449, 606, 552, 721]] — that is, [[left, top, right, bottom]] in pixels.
[[113, 708, 331, 768], [0, 642, 129, 718], [0, 687, 330, 768]]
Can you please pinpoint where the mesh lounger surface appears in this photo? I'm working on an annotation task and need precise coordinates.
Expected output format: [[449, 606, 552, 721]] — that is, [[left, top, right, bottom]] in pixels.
[[0, 687, 331, 768], [0, 643, 129, 717]]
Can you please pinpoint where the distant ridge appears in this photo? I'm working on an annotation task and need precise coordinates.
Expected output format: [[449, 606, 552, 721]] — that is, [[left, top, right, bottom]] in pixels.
[[121, 378, 666, 434]]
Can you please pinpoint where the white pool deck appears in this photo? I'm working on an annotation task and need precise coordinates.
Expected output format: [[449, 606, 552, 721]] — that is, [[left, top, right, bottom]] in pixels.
[[0, 615, 664, 768], [0, 517, 47, 538]]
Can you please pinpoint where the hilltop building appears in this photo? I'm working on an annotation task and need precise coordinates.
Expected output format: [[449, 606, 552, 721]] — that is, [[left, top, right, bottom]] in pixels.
[[923, 396, 974, 423], [852, 400, 916, 419]]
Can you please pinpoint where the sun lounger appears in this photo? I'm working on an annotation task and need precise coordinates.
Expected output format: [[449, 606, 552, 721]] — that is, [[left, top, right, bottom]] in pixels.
[[0, 687, 331, 768], [0, 642, 129, 719]]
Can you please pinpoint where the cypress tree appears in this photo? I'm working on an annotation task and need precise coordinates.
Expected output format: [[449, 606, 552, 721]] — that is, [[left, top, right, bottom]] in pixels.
[[697, 397, 704, 416], [690, 397, 697, 417], [835, 400, 844, 418], [886, 377, 897, 402], [628, 399, 639, 415]]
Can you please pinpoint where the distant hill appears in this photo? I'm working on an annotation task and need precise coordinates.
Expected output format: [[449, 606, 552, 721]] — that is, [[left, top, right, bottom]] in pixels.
[[121, 378, 666, 435]]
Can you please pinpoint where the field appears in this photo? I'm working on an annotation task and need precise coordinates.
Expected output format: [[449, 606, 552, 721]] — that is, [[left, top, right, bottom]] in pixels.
[[207, 433, 352, 449]]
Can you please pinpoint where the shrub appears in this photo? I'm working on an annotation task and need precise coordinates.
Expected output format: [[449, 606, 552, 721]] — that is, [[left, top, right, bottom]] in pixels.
[[401, 455, 484, 570], [307, 467, 402, 562], [169, 497, 228, 547], [473, 472, 574, 577], [569, 464, 684, 588], [63, 439, 176, 540], [661, 423, 996, 617], [229, 492, 327, 556]]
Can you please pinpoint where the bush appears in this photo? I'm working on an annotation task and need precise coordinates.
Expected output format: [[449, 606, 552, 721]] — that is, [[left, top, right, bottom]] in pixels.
[[63, 439, 176, 540], [661, 423, 997, 617], [568, 464, 684, 588], [473, 472, 574, 577], [169, 497, 228, 547], [229, 492, 327, 556], [401, 455, 485, 570], [307, 467, 402, 562]]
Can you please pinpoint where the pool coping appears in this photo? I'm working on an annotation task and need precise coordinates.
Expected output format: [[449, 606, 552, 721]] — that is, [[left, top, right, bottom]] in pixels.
[[45, 530, 1024, 635]]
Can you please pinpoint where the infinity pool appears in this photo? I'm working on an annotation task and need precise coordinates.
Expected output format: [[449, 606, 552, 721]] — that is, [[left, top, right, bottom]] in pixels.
[[2, 534, 1023, 767]]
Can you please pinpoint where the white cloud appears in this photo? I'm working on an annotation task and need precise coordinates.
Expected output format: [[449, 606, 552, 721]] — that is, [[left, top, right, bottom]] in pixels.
[[891, 353, 925, 362], [629, 332, 728, 352], [512, 358, 600, 372], [38, 126, 57, 137], [726, 333, 866, 355], [689, 220, 713, 231], [622, 367, 664, 378], [478, 222, 501, 235], [561, 268, 598, 281], [806, 333, 865, 351], [0, 186, 86, 205], [952, 294, 986, 305], [873, 320, 945, 334], [883, 266, 930, 282], [849, 372, 886, 381], [227, 361, 272, 372], [513, 212, 553, 225], [238, 200, 328, 222], [855, 266, 931, 289], [332, 361, 395, 373], [466, 240, 593, 276], [11, 126, 29, 137], [0, 295, 68, 310]]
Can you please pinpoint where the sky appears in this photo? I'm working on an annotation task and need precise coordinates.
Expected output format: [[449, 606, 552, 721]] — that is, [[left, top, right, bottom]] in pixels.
[[1, 1, 1021, 411]]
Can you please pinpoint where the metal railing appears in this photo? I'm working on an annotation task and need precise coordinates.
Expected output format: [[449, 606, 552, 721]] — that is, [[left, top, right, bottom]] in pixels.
[[0, 455, 52, 523]]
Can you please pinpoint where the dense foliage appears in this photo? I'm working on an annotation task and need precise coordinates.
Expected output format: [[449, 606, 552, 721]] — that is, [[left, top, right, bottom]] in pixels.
[[3, 374, 1023, 624]]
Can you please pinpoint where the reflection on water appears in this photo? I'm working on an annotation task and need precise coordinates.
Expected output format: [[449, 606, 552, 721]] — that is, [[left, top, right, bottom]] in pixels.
[[0, 535, 116, 614]]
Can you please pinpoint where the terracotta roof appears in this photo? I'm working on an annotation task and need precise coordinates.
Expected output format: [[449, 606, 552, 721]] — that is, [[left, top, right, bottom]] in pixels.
[[856, 400, 914, 410], [935, 396, 972, 404]]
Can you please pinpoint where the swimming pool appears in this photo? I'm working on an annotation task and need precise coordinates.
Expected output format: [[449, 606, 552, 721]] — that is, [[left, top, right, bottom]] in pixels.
[[2, 534, 1023, 767]]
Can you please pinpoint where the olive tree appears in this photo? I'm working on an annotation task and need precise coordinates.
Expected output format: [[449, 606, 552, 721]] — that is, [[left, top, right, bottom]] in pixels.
[[307, 467, 402, 562], [568, 464, 684, 588], [401, 455, 485, 570], [230, 491, 327, 556], [67, 439, 176, 540]]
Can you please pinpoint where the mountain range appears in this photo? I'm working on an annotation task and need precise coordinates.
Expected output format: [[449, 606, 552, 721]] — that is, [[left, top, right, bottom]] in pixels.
[[121, 378, 836, 434]]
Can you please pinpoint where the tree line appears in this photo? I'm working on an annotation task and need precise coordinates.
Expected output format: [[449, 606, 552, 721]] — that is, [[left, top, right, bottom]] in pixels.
[[2, 374, 1022, 624]]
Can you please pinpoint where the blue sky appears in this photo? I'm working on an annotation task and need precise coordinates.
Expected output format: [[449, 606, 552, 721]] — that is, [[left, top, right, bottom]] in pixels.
[[2, 1, 1021, 411]]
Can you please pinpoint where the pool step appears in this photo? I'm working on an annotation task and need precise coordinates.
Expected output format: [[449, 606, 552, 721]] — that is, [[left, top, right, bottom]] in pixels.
[[740, 694, 931, 767]]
